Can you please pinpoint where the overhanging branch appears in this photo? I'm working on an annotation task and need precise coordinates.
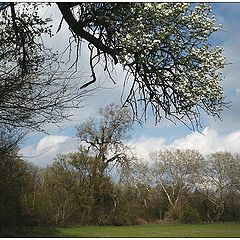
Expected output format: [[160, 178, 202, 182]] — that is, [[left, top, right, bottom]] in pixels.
[[57, 3, 118, 65]]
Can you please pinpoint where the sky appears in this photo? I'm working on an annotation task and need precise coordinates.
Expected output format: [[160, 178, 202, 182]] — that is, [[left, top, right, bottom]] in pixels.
[[20, 3, 240, 167]]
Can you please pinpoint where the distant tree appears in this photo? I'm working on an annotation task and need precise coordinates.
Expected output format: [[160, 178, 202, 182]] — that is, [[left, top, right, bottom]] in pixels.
[[2, 3, 227, 130], [76, 103, 133, 172], [20, 164, 44, 226], [40, 150, 116, 225], [198, 152, 240, 222], [121, 158, 152, 209], [119, 158, 157, 224], [150, 149, 204, 221], [41, 161, 79, 225]]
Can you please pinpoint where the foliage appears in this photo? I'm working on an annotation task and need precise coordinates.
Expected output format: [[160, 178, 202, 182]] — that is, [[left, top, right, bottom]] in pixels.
[[1, 148, 240, 232], [33, 150, 116, 226], [150, 149, 204, 219], [0, 147, 33, 232], [197, 152, 240, 222], [179, 206, 202, 224], [1, 107, 239, 229]]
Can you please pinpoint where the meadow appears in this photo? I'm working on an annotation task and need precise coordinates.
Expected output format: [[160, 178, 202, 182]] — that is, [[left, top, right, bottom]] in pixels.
[[18, 223, 240, 237]]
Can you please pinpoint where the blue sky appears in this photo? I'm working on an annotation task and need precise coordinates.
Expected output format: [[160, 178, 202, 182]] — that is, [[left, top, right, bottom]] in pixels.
[[20, 3, 240, 167]]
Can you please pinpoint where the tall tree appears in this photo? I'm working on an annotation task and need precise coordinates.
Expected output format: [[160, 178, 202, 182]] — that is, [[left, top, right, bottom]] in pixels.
[[0, 146, 31, 231], [40, 150, 116, 225], [76, 103, 133, 171]]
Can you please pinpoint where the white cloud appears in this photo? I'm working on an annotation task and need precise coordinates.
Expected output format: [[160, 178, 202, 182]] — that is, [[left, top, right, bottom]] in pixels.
[[130, 127, 240, 159], [36, 135, 69, 153], [21, 127, 240, 167], [20, 135, 78, 167], [129, 136, 167, 159], [171, 127, 223, 154]]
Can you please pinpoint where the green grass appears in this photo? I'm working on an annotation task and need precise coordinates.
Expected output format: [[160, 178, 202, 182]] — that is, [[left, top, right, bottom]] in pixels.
[[18, 223, 240, 237]]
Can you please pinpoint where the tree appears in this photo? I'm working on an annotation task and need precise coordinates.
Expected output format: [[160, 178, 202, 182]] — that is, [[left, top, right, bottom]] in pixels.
[[198, 152, 240, 222], [0, 128, 23, 156], [150, 149, 204, 221], [0, 127, 27, 234], [121, 158, 153, 209], [119, 158, 159, 224], [38, 150, 116, 226], [0, 3, 91, 134], [76, 103, 133, 171], [57, 3, 227, 129], [0, 146, 32, 233], [2, 3, 227, 130], [75, 104, 134, 223]]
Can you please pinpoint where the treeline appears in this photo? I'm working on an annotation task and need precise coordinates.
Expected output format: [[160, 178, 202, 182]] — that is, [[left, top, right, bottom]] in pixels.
[[0, 105, 240, 234], [1, 148, 240, 230]]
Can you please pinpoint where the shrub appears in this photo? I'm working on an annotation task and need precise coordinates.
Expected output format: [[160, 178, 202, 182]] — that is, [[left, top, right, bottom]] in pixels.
[[179, 206, 202, 224]]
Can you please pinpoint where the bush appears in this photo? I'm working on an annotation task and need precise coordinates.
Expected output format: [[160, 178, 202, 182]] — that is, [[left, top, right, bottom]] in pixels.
[[179, 206, 202, 224]]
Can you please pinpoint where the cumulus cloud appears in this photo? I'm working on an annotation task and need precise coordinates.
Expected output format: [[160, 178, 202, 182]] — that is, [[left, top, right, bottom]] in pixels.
[[128, 136, 167, 158], [171, 127, 240, 154], [20, 135, 79, 167], [130, 127, 240, 160]]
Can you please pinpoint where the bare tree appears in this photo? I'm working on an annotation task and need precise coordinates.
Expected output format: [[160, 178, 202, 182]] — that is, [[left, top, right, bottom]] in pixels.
[[76, 103, 133, 171], [121, 157, 153, 208], [198, 152, 240, 222], [0, 3, 92, 134], [150, 149, 204, 219]]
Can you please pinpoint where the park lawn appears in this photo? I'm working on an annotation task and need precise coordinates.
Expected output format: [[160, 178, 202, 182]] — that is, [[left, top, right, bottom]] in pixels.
[[18, 223, 240, 237]]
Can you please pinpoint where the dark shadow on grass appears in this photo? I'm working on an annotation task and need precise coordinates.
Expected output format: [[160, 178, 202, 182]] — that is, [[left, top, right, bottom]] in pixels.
[[15, 226, 62, 238]]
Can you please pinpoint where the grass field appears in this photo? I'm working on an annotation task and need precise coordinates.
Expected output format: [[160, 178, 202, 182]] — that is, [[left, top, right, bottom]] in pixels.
[[18, 223, 240, 237]]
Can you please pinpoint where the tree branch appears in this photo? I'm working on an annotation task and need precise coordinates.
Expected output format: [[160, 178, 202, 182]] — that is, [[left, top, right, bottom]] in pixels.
[[57, 3, 118, 65]]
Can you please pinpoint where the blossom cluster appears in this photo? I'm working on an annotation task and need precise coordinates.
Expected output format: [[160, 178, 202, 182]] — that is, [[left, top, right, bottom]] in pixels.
[[115, 3, 226, 125]]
